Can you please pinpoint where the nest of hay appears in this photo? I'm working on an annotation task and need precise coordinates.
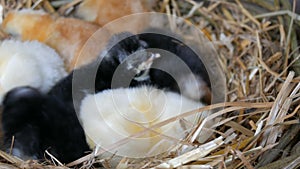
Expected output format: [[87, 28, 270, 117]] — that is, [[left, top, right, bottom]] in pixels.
[[0, 0, 300, 168]]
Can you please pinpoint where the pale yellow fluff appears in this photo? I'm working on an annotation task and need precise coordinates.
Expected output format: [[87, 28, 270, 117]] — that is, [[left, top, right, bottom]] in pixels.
[[79, 86, 208, 158], [0, 40, 66, 103]]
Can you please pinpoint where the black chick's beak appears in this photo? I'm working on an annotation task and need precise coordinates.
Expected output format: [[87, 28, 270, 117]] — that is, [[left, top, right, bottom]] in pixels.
[[133, 52, 160, 81]]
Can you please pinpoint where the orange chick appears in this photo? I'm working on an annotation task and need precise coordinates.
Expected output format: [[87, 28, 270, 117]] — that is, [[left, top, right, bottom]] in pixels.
[[75, 0, 155, 33], [2, 9, 101, 71]]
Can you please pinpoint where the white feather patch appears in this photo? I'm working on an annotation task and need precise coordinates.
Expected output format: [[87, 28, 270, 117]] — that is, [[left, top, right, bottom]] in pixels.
[[0, 40, 67, 102]]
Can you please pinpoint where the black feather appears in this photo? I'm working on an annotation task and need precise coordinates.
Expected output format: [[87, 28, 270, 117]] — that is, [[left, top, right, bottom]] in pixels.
[[2, 87, 90, 163]]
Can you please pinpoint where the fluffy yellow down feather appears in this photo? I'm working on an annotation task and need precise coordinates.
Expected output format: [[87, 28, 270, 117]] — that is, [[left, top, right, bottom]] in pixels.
[[0, 40, 66, 102], [79, 86, 208, 158]]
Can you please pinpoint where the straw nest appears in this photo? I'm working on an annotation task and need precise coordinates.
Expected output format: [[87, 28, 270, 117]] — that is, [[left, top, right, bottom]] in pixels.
[[0, 0, 300, 168]]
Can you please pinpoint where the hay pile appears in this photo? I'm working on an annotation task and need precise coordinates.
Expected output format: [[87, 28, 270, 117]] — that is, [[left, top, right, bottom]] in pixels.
[[0, 0, 300, 168]]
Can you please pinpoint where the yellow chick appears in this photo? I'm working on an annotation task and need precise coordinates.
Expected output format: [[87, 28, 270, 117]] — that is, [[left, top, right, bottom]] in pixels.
[[0, 40, 66, 102], [79, 86, 207, 158]]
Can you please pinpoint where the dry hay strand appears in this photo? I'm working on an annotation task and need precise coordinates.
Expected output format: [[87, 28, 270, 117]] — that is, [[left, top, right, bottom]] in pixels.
[[0, 0, 300, 169]]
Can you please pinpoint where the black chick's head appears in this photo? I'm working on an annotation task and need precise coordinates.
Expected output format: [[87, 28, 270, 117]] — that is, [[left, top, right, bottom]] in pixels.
[[101, 32, 161, 86], [104, 32, 149, 63], [3, 86, 43, 107], [124, 50, 160, 81]]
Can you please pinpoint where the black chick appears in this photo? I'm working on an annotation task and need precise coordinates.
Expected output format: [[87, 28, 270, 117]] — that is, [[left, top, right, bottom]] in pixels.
[[2, 87, 90, 163], [49, 32, 157, 112], [2, 87, 43, 160], [49, 30, 211, 113]]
